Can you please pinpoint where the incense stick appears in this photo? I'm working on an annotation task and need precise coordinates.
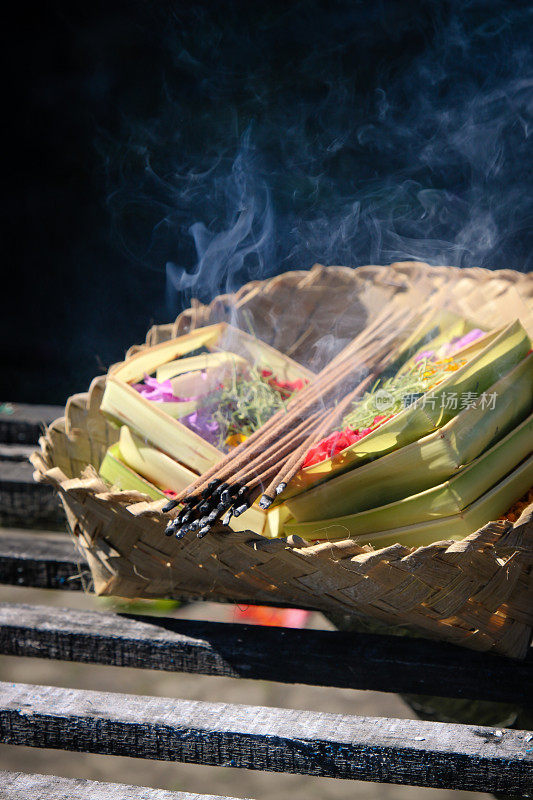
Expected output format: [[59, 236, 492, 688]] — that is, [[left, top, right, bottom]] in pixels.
[[259, 357, 390, 508], [166, 412, 323, 537]]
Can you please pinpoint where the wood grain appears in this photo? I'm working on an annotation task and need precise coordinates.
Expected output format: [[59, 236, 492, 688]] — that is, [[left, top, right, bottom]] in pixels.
[[0, 771, 246, 799], [0, 681, 531, 792], [0, 601, 531, 704]]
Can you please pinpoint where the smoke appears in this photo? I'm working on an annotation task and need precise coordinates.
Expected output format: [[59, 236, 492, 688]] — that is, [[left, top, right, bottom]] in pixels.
[[104, 0, 533, 316], [166, 128, 274, 305]]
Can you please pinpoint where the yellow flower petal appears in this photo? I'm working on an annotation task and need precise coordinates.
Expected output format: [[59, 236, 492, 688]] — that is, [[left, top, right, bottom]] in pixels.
[[226, 433, 248, 448]]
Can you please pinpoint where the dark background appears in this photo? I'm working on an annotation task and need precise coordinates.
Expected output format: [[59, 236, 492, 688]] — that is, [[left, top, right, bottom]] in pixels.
[[4, 0, 532, 404]]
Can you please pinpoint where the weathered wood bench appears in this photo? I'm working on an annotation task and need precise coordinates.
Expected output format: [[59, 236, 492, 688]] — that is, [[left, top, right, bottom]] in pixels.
[[0, 403, 65, 530], [0, 404, 532, 799]]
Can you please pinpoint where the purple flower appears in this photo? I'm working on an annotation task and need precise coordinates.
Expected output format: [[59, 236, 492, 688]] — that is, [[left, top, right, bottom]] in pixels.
[[446, 328, 485, 354], [180, 407, 220, 446], [133, 373, 220, 445], [132, 375, 182, 402], [414, 349, 436, 363], [133, 373, 209, 403]]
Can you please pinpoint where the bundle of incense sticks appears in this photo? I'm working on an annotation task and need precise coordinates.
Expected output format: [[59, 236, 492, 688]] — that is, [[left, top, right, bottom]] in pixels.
[[163, 305, 419, 539]]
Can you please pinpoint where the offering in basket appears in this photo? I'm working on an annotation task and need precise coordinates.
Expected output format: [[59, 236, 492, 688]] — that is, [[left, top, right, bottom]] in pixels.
[[32, 262, 533, 657]]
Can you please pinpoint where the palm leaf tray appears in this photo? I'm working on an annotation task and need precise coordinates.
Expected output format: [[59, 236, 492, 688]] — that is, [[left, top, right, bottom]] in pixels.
[[32, 261, 533, 658]]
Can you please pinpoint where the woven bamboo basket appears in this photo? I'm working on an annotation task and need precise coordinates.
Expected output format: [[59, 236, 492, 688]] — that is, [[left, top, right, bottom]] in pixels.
[[32, 262, 533, 658]]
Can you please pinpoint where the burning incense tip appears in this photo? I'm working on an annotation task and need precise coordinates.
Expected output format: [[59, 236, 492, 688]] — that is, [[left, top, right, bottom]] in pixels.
[[162, 499, 178, 513], [184, 494, 200, 508], [197, 525, 212, 538], [197, 501, 211, 514], [180, 523, 194, 535], [203, 479, 222, 499], [259, 494, 274, 509], [233, 501, 250, 517], [175, 527, 190, 540], [222, 509, 233, 526], [220, 488, 232, 505], [164, 520, 178, 536]]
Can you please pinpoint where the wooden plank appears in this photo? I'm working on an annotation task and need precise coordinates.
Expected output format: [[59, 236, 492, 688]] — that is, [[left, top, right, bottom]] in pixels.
[[0, 771, 246, 800], [0, 461, 38, 483], [0, 444, 36, 461], [0, 531, 88, 591], [0, 460, 57, 503], [0, 461, 64, 527], [0, 602, 531, 704], [0, 682, 531, 792], [0, 402, 63, 445]]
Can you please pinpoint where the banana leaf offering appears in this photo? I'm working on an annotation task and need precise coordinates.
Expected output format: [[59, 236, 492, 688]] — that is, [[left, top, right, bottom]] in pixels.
[[98, 322, 312, 536], [98, 310, 532, 549], [283, 318, 532, 544]]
